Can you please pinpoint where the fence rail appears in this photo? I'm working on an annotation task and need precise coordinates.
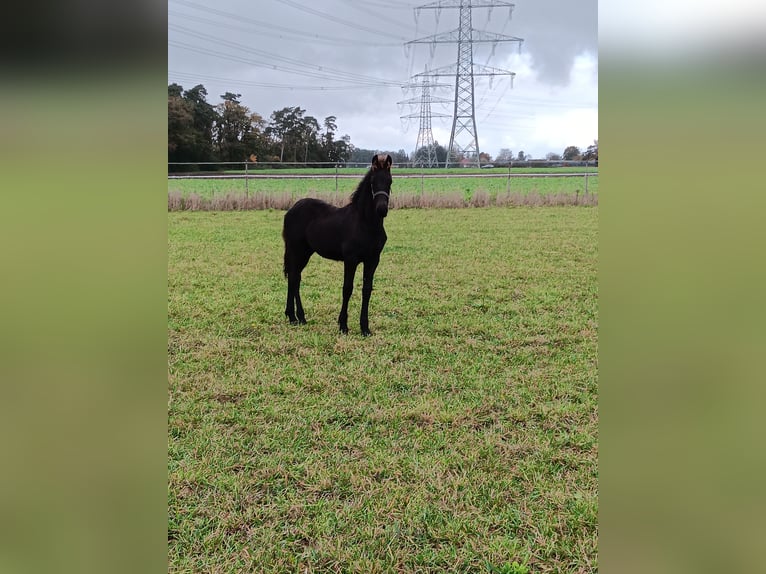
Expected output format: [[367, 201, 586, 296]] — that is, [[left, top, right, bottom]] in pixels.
[[167, 160, 598, 170], [168, 172, 596, 180], [168, 160, 599, 198]]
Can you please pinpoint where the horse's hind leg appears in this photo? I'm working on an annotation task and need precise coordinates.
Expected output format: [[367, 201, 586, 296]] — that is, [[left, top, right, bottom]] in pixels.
[[284, 268, 297, 325], [285, 274, 298, 325], [293, 270, 307, 324], [284, 246, 299, 325], [285, 247, 311, 325]]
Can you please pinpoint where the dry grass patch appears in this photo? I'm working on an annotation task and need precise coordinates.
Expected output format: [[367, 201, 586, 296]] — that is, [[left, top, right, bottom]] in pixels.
[[168, 190, 597, 211]]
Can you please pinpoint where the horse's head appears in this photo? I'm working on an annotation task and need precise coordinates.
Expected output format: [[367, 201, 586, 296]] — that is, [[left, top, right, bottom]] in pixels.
[[370, 154, 392, 218]]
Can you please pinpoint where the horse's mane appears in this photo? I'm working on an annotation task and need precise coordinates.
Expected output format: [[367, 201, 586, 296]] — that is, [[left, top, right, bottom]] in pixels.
[[348, 169, 373, 206]]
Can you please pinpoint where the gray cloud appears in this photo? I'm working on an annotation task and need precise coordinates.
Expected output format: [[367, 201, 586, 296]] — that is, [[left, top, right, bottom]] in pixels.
[[510, 0, 598, 85], [168, 0, 597, 158]]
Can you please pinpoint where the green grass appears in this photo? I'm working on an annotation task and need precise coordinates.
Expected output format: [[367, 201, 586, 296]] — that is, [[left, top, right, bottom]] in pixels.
[[167, 171, 599, 199], [168, 207, 598, 573]]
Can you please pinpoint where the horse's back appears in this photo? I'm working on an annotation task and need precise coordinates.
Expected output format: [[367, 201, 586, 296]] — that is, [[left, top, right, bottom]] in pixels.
[[286, 198, 336, 218], [283, 198, 337, 239]]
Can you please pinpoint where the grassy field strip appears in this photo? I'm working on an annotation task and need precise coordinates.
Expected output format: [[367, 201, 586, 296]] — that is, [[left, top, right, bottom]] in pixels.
[[168, 207, 598, 573], [169, 173, 597, 180], [168, 174, 599, 200], [168, 167, 599, 176]]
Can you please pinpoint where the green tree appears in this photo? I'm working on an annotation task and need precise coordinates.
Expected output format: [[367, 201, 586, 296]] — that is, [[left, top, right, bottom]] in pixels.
[[182, 84, 218, 164], [334, 135, 353, 163], [313, 116, 353, 164], [242, 112, 271, 163], [299, 115, 320, 163], [562, 145, 581, 160], [168, 84, 195, 164], [582, 139, 598, 163], [167, 83, 219, 167], [495, 148, 514, 163], [320, 115, 342, 163], [349, 147, 404, 166], [323, 115, 337, 135], [215, 93, 253, 162], [348, 148, 376, 164], [434, 142, 448, 166], [448, 146, 466, 166], [267, 106, 312, 163], [392, 149, 409, 164], [167, 87, 360, 166], [168, 83, 183, 99], [412, 144, 439, 167]]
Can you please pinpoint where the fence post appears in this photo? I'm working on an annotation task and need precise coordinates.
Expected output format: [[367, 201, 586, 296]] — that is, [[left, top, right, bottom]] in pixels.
[[584, 160, 589, 196], [507, 161, 512, 195], [335, 164, 339, 194], [245, 161, 249, 197]]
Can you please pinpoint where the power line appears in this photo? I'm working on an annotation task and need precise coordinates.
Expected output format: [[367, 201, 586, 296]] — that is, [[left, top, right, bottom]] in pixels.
[[351, 0, 415, 8], [478, 81, 511, 123], [171, 0, 406, 40], [170, 24, 403, 86], [168, 9, 401, 47], [478, 95, 598, 109], [169, 40, 400, 87], [168, 70, 397, 91], [270, 0, 410, 40], [338, 0, 418, 30]]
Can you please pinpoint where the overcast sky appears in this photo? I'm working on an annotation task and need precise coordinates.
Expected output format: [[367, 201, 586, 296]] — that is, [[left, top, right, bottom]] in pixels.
[[168, 0, 597, 160]]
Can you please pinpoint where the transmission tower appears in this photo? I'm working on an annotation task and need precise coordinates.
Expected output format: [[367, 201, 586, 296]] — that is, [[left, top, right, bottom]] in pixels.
[[408, 0, 523, 167], [399, 72, 452, 167]]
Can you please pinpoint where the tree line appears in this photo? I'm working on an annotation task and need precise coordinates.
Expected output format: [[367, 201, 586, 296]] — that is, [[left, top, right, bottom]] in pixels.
[[410, 140, 597, 167], [168, 83, 364, 170], [169, 83, 597, 170], [495, 141, 598, 164], [542, 142, 599, 163]]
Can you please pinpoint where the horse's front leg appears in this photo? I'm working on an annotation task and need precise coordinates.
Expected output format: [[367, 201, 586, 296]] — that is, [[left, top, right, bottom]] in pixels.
[[360, 257, 379, 337], [338, 260, 358, 334]]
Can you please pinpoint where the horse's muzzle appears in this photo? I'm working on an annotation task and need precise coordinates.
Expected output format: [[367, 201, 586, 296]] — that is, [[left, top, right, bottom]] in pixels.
[[372, 192, 389, 218]]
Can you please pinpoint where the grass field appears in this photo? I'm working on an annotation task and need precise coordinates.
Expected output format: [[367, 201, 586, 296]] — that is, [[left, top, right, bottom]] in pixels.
[[168, 207, 598, 573], [167, 170, 599, 200], [215, 167, 597, 175]]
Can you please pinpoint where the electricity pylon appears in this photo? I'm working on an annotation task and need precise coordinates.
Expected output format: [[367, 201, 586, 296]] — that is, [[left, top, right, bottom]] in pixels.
[[408, 0, 523, 167], [399, 72, 452, 167]]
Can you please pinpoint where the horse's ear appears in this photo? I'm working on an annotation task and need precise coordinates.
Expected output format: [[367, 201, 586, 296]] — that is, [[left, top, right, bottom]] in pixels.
[[371, 153, 393, 170]]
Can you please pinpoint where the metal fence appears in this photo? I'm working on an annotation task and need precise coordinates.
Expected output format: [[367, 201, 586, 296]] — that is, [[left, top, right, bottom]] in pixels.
[[167, 160, 599, 197]]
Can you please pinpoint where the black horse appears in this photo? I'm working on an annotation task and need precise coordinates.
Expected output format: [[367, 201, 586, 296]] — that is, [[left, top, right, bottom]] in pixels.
[[282, 154, 392, 336]]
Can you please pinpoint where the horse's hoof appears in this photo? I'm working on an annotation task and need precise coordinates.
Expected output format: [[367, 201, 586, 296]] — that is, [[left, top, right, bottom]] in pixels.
[[339, 326, 349, 334], [298, 318, 307, 325], [361, 329, 372, 337], [289, 319, 300, 326]]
